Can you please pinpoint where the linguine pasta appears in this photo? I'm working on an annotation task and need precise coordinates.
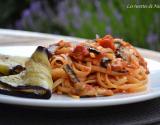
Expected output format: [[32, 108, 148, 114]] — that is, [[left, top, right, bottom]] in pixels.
[[49, 35, 149, 98]]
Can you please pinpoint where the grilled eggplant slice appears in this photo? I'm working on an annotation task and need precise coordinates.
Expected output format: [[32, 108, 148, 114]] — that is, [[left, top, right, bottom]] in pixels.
[[0, 54, 27, 76], [0, 46, 53, 99]]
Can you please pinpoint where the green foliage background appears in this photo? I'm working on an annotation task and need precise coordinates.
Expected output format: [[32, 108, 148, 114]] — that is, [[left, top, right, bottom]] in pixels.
[[0, 0, 159, 51]]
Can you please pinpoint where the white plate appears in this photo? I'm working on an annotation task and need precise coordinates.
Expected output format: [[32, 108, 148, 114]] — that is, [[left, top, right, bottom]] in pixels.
[[0, 46, 160, 108]]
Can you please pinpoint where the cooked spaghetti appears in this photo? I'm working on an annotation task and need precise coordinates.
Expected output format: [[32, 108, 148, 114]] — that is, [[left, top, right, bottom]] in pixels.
[[48, 35, 149, 97]]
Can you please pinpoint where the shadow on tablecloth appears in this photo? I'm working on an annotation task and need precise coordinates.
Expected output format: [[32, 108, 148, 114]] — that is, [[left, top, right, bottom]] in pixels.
[[0, 98, 160, 125]]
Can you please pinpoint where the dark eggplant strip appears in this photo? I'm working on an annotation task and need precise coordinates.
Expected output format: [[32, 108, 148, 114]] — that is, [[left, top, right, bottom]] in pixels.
[[0, 65, 25, 76], [100, 57, 111, 68], [0, 88, 51, 99], [63, 64, 80, 83], [88, 47, 100, 55], [115, 49, 122, 58], [9, 65, 25, 75], [0, 77, 51, 99]]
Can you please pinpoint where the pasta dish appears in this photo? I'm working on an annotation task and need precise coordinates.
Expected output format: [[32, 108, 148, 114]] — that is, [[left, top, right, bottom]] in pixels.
[[49, 35, 149, 98]]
